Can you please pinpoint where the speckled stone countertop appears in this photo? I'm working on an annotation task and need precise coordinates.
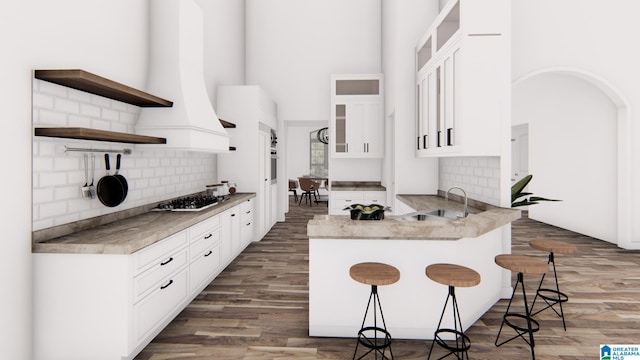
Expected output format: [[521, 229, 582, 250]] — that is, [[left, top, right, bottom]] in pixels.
[[32, 193, 256, 255], [331, 181, 386, 191], [307, 194, 520, 240]]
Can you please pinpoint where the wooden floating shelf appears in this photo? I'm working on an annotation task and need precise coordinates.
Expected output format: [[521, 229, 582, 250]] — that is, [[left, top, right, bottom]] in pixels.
[[219, 118, 236, 128], [34, 69, 173, 108], [35, 127, 167, 144]]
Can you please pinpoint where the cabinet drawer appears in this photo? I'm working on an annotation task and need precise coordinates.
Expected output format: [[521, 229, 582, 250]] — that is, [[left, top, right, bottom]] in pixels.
[[332, 191, 364, 201], [190, 242, 222, 293], [240, 199, 254, 217], [190, 214, 221, 241], [362, 191, 386, 204], [133, 268, 189, 342], [133, 231, 188, 275], [190, 229, 221, 261], [241, 218, 254, 245], [134, 247, 188, 302]]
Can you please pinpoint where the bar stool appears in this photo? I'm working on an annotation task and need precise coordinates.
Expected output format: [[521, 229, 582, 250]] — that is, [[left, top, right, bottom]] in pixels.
[[350, 262, 400, 360], [529, 239, 577, 330], [494, 254, 549, 360], [426, 263, 481, 360]]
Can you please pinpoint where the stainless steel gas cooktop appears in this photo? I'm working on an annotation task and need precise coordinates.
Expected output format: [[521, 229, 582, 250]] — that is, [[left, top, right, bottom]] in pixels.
[[151, 195, 220, 212]]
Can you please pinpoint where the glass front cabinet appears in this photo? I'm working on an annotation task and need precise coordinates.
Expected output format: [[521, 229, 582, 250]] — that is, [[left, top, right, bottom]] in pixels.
[[415, 0, 509, 157], [331, 74, 384, 158]]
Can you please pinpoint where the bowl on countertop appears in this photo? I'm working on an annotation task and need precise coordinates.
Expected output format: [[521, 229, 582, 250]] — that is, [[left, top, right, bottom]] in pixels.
[[344, 204, 390, 220]]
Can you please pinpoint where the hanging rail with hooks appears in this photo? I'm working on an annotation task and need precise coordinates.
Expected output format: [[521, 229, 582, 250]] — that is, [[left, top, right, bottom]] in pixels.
[[64, 146, 133, 155]]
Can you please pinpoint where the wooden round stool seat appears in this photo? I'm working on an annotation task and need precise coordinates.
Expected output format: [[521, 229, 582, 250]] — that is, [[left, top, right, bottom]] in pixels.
[[529, 239, 577, 254], [495, 254, 549, 275], [426, 263, 481, 288], [350, 262, 400, 286]]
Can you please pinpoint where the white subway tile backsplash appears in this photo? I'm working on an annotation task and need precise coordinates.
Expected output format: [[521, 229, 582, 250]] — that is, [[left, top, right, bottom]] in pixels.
[[33, 93, 54, 109], [90, 94, 110, 107], [54, 157, 79, 171], [39, 109, 67, 126], [110, 100, 128, 112], [67, 88, 91, 102], [33, 157, 54, 172], [33, 188, 54, 204], [38, 172, 68, 188], [101, 108, 119, 121], [80, 103, 101, 117], [39, 80, 67, 97], [39, 202, 68, 218], [439, 156, 501, 206], [32, 79, 219, 231], [55, 98, 80, 113]]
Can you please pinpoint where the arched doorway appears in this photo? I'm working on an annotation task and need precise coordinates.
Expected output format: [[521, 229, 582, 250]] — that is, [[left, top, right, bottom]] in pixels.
[[512, 67, 631, 248]]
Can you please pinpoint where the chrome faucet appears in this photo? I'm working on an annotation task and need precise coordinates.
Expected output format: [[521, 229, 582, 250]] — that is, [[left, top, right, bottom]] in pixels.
[[446, 187, 468, 218]]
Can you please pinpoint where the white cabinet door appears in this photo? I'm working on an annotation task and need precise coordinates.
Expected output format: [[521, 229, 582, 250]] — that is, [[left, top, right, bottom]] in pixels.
[[331, 74, 384, 159], [415, 0, 508, 157], [134, 268, 189, 343]]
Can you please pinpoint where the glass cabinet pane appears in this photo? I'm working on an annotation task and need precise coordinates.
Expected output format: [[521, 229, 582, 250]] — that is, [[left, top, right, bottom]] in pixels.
[[436, 2, 460, 51], [335, 80, 380, 95], [417, 37, 432, 71], [335, 104, 347, 153]]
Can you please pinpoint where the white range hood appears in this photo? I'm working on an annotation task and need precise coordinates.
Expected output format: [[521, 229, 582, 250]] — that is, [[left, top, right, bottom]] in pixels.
[[136, 0, 229, 153]]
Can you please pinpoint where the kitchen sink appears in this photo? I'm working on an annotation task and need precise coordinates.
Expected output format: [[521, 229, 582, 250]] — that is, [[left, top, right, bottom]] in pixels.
[[396, 209, 462, 222]]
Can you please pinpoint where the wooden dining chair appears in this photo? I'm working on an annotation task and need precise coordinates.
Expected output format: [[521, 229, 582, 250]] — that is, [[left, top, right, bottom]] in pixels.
[[288, 179, 299, 202], [298, 177, 319, 206]]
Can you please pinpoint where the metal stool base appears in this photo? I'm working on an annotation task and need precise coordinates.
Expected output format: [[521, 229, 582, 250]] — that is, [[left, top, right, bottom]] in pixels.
[[495, 272, 537, 360], [531, 252, 570, 330], [428, 286, 470, 360], [353, 285, 394, 360]]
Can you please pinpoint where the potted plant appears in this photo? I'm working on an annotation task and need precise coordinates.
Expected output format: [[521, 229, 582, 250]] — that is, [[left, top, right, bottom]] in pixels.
[[511, 174, 561, 207]]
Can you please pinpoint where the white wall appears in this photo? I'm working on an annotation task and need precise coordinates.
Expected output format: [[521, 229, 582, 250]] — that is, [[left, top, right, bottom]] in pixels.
[[246, 0, 384, 183], [246, 0, 382, 122], [196, 0, 246, 101], [2, 0, 149, 357], [382, 0, 439, 199], [514, 74, 617, 243], [512, 0, 640, 247]]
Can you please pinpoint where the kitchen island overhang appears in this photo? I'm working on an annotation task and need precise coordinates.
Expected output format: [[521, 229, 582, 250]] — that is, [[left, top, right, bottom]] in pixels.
[[307, 195, 520, 340]]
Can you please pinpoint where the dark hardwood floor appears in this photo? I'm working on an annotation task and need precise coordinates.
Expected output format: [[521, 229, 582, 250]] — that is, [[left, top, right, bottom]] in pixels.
[[136, 198, 640, 359]]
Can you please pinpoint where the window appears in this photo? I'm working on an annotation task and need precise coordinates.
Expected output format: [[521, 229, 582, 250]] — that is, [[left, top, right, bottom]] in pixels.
[[310, 129, 328, 176]]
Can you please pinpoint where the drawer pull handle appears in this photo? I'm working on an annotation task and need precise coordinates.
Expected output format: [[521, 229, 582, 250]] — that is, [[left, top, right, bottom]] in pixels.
[[204, 233, 212, 239], [246, 222, 251, 226], [231, 213, 236, 217], [160, 279, 173, 290], [160, 257, 173, 266], [246, 210, 251, 214], [204, 250, 213, 257]]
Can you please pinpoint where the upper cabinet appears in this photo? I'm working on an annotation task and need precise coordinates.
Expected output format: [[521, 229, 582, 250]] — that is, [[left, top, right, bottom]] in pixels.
[[415, 0, 510, 157], [330, 74, 384, 158]]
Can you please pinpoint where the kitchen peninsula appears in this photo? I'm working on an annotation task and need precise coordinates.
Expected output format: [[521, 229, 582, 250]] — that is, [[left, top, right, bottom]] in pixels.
[[307, 194, 520, 339]]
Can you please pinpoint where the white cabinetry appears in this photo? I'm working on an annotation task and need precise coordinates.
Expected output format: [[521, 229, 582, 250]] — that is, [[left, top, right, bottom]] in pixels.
[[240, 198, 255, 246], [33, 199, 254, 360], [218, 86, 280, 240], [189, 215, 223, 293], [331, 74, 384, 158], [415, 0, 509, 157], [329, 190, 386, 215]]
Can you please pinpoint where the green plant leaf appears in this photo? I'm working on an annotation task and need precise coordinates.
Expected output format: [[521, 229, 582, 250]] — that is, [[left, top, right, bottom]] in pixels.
[[510, 174, 561, 207], [511, 175, 533, 203], [529, 196, 561, 202]]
